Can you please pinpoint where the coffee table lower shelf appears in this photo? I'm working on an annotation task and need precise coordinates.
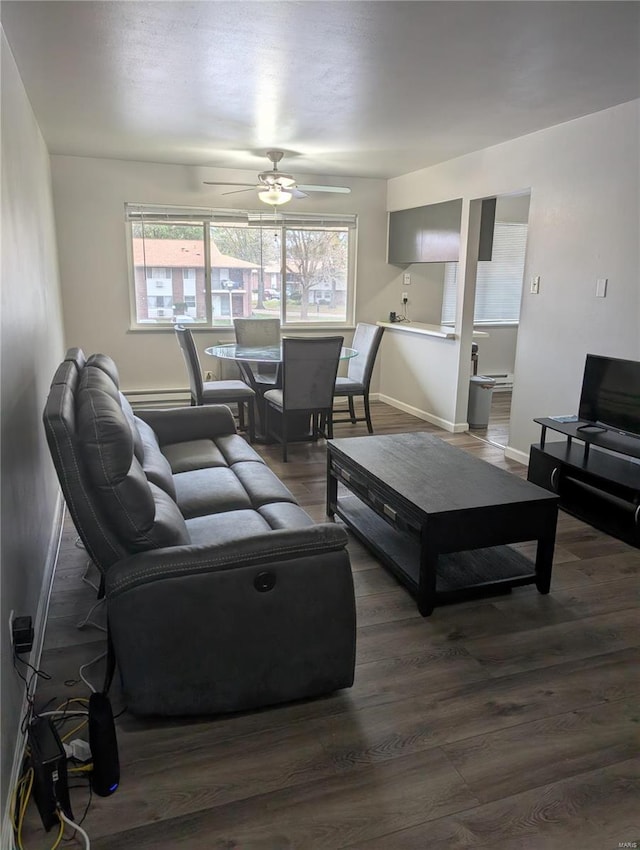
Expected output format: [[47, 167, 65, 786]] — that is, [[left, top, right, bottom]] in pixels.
[[334, 494, 538, 608]]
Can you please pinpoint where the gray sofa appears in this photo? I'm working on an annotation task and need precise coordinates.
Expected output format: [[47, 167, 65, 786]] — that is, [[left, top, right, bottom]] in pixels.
[[43, 349, 356, 716]]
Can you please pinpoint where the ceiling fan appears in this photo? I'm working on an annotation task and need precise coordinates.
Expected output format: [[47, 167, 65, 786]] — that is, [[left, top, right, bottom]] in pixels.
[[203, 150, 351, 206]]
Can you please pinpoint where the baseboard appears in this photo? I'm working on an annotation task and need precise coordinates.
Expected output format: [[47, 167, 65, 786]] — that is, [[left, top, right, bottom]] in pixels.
[[482, 372, 514, 391], [373, 393, 468, 433], [1, 494, 65, 850], [504, 445, 529, 466], [123, 387, 190, 408]]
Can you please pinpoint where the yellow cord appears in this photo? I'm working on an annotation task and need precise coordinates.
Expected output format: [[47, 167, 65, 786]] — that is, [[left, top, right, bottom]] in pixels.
[[55, 697, 89, 711], [49, 816, 65, 850], [12, 701, 91, 850], [60, 718, 88, 742], [16, 767, 33, 850]]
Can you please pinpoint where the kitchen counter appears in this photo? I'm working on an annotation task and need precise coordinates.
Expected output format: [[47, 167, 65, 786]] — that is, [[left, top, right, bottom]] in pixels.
[[376, 320, 489, 339]]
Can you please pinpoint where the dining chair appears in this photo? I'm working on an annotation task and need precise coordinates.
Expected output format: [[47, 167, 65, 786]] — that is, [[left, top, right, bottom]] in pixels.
[[174, 325, 256, 442], [263, 337, 343, 462], [333, 323, 385, 434], [233, 318, 281, 387]]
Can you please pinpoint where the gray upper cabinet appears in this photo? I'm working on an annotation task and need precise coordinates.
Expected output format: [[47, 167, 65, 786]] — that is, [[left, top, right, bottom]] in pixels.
[[388, 199, 463, 264], [388, 197, 495, 264]]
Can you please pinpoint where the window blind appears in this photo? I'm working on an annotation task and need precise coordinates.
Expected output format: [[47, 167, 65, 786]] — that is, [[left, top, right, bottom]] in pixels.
[[247, 211, 357, 229], [126, 204, 356, 230], [441, 222, 528, 324], [125, 203, 248, 223]]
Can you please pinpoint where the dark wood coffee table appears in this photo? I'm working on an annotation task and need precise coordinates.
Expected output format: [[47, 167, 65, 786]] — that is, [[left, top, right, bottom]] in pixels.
[[326, 433, 559, 616]]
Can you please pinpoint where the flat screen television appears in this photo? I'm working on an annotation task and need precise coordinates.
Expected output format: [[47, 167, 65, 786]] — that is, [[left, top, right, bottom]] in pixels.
[[578, 354, 640, 439]]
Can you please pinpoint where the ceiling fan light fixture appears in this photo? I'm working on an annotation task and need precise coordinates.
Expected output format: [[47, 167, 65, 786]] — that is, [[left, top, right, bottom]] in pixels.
[[258, 186, 292, 206]]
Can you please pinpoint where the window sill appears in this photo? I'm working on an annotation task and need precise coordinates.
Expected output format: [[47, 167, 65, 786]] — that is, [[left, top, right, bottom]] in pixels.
[[128, 324, 357, 333]]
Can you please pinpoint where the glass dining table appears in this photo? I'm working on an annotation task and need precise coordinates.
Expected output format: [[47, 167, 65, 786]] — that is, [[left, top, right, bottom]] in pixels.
[[205, 343, 358, 441], [205, 343, 358, 365]]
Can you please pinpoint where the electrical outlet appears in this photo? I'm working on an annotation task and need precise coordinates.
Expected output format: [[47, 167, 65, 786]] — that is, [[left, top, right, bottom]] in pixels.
[[12, 615, 34, 654], [402, 292, 409, 302], [204, 371, 214, 381], [402, 272, 411, 286]]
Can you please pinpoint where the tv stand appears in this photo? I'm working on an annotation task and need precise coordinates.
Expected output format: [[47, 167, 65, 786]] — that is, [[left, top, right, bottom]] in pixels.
[[527, 418, 640, 547], [576, 422, 607, 434]]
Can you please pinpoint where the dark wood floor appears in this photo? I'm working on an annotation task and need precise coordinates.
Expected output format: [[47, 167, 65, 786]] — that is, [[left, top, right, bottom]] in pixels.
[[24, 400, 640, 849]]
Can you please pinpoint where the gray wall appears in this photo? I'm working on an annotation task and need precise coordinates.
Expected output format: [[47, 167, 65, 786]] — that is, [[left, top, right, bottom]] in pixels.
[[1, 30, 65, 818]]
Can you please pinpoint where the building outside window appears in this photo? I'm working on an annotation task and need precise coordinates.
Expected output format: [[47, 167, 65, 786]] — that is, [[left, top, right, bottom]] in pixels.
[[126, 204, 357, 328]]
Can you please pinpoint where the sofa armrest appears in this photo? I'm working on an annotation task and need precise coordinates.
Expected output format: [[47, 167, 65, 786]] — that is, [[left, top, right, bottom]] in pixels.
[[106, 523, 348, 597], [104, 524, 355, 716], [134, 404, 236, 445]]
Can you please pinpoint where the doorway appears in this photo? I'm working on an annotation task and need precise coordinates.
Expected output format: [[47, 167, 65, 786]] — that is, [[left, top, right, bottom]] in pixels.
[[468, 191, 531, 448]]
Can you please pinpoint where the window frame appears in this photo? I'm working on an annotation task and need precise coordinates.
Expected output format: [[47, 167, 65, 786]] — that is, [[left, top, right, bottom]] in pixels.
[[126, 204, 357, 331]]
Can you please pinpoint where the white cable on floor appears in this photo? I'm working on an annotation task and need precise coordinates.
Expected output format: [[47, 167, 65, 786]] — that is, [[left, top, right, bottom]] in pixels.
[[81, 559, 100, 593], [58, 808, 90, 849], [78, 651, 106, 693], [76, 598, 107, 632]]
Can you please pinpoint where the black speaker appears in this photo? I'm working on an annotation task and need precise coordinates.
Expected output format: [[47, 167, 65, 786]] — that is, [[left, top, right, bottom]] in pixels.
[[88, 692, 119, 796]]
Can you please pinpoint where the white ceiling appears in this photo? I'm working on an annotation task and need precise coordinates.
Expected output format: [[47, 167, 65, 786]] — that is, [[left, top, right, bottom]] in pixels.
[[2, 1, 639, 179]]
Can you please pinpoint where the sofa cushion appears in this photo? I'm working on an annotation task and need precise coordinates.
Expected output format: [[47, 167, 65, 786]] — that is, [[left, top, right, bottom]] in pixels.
[[135, 416, 176, 498], [216, 433, 268, 466], [86, 352, 120, 387], [77, 386, 189, 550], [173, 467, 252, 519], [121, 395, 145, 464], [258, 503, 316, 529], [232, 461, 297, 508], [162, 439, 228, 473], [79, 362, 120, 402], [185, 509, 271, 546], [77, 361, 149, 463]]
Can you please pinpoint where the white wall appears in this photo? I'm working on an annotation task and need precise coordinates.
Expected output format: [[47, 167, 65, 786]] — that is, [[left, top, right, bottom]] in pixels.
[[0, 30, 65, 823], [378, 331, 462, 430], [387, 100, 640, 459], [50, 156, 390, 392], [474, 326, 518, 380], [386, 262, 446, 325]]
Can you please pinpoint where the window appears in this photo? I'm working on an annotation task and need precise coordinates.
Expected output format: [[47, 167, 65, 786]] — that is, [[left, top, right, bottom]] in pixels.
[[126, 204, 357, 328], [441, 222, 528, 324]]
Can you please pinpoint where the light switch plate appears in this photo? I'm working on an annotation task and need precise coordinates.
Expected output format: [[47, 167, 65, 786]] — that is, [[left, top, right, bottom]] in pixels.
[[530, 275, 540, 295], [596, 278, 608, 297], [403, 272, 411, 286]]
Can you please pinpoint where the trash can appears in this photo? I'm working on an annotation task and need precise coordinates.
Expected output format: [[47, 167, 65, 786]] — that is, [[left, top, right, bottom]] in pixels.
[[468, 375, 496, 428]]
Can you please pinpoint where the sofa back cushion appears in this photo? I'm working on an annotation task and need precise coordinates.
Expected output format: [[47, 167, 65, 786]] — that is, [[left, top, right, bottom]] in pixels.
[[43, 358, 128, 570], [76, 378, 189, 551], [134, 416, 177, 498]]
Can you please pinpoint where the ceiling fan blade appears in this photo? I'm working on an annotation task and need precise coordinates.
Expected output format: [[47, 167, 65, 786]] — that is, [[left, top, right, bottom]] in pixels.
[[203, 181, 256, 187], [296, 184, 351, 194], [221, 187, 257, 196], [290, 188, 309, 199]]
